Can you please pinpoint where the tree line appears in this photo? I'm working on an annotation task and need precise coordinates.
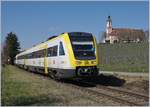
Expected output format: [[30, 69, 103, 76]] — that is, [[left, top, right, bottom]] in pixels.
[[2, 32, 20, 65]]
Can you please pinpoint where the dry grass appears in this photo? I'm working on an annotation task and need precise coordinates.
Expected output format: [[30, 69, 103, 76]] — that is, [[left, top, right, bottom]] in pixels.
[[1, 65, 103, 106]]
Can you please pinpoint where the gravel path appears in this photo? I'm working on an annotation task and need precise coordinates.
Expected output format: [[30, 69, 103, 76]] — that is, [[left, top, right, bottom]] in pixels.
[[100, 71, 149, 77]]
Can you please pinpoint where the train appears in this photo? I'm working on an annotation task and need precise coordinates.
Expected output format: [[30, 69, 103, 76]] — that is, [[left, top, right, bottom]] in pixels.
[[15, 32, 99, 79]]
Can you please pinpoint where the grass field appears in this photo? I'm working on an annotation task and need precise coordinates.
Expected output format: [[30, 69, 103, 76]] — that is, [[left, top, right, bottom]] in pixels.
[[2, 65, 148, 106], [98, 42, 149, 72], [2, 65, 62, 106], [1, 65, 103, 106]]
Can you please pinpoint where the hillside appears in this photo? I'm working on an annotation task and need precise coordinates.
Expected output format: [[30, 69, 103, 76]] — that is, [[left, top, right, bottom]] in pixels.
[[98, 42, 149, 72]]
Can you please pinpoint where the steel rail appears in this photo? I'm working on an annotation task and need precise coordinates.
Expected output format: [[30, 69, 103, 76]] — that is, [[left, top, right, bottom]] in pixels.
[[63, 80, 144, 106]]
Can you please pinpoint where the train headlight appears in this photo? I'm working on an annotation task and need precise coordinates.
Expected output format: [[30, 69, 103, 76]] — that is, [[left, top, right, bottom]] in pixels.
[[76, 61, 82, 65], [91, 61, 96, 64], [84, 61, 89, 65]]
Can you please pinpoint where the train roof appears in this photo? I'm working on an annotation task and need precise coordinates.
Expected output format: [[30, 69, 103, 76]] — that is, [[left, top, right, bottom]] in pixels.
[[16, 32, 93, 57], [68, 32, 92, 36], [46, 36, 57, 41], [16, 33, 67, 56]]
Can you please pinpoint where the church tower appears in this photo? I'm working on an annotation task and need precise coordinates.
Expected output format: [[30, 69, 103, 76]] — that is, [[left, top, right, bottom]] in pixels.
[[106, 16, 112, 34]]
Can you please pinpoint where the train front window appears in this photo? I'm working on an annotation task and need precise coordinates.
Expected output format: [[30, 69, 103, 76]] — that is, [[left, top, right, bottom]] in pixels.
[[69, 32, 96, 60], [72, 41, 94, 50]]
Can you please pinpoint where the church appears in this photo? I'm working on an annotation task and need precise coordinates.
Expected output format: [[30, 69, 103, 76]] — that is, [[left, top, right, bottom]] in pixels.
[[104, 16, 145, 43]]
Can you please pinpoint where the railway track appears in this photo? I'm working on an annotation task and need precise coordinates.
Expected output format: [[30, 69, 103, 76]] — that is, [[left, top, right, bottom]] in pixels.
[[14, 66, 149, 106], [19, 68, 149, 106], [62, 80, 149, 106], [97, 85, 149, 100], [93, 86, 148, 106]]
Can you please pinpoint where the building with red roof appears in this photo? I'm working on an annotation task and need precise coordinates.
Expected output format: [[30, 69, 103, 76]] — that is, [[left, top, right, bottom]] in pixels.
[[104, 16, 145, 43]]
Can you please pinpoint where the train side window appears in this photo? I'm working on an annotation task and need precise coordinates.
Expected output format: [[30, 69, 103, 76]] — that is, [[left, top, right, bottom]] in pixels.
[[42, 49, 45, 57], [37, 50, 40, 58], [33, 52, 35, 58], [29, 53, 31, 59], [47, 48, 51, 57], [26, 55, 27, 59], [38, 50, 41, 58], [37, 50, 42, 58], [35, 51, 38, 58], [27, 54, 29, 59], [24, 54, 26, 59], [52, 45, 58, 56], [30, 53, 32, 58], [28, 53, 31, 59], [59, 42, 65, 56], [47, 45, 58, 57], [39, 50, 42, 58], [31, 53, 33, 58]]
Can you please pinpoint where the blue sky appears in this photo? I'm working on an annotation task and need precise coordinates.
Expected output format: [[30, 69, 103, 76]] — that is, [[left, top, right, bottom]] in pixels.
[[2, 1, 149, 49]]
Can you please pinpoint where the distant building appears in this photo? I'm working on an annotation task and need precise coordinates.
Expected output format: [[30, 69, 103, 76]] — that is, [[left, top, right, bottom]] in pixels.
[[144, 30, 149, 41], [104, 16, 145, 43]]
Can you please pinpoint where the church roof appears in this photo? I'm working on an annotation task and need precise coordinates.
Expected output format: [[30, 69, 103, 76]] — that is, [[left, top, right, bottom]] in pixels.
[[109, 28, 145, 40]]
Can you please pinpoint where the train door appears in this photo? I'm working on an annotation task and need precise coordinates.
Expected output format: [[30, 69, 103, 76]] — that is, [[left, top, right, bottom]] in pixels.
[[44, 46, 48, 74], [58, 41, 66, 69]]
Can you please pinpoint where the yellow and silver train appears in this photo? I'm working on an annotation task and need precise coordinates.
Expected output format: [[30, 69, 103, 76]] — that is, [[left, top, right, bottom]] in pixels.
[[15, 32, 99, 79]]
